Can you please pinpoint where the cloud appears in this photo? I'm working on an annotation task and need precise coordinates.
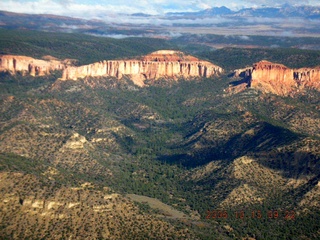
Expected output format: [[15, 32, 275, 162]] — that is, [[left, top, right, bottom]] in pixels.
[[0, 0, 137, 17], [0, 0, 319, 20], [55, 0, 73, 7], [0, 0, 229, 21], [0, 0, 216, 17], [89, 31, 183, 39], [239, 35, 251, 40]]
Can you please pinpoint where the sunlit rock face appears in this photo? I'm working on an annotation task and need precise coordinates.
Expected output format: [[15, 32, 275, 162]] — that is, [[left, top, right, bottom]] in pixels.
[[249, 60, 320, 95], [0, 55, 67, 76], [61, 50, 224, 86]]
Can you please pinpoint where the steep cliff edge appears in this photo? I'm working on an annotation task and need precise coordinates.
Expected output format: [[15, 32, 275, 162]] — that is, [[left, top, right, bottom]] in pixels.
[[61, 50, 223, 87], [232, 60, 320, 96], [0, 55, 70, 76]]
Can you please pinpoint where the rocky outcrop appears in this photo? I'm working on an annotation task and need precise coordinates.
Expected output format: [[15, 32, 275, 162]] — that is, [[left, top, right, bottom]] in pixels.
[[293, 67, 320, 90], [61, 50, 223, 87], [234, 60, 320, 96], [142, 50, 199, 62], [0, 55, 68, 76], [232, 67, 253, 78]]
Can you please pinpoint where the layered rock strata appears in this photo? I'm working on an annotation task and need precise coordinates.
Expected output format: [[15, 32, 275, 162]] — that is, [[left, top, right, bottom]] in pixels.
[[61, 50, 223, 86], [0, 55, 68, 76], [234, 60, 320, 96]]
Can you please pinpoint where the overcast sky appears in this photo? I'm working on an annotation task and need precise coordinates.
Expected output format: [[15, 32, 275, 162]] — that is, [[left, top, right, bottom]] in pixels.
[[1, 0, 320, 18]]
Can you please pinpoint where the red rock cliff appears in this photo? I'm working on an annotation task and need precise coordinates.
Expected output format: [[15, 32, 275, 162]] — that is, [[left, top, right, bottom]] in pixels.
[[61, 50, 223, 86], [0, 55, 68, 76], [250, 60, 320, 95]]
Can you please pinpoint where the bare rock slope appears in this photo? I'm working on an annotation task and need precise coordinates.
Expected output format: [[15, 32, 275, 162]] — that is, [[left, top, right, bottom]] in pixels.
[[251, 60, 320, 95], [0, 55, 71, 76]]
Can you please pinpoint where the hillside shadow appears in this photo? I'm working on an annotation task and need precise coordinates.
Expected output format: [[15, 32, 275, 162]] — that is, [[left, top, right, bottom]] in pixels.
[[287, 173, 320, 200], [228, 77, 250, 86], [255, 149, 320, 179], [157, 122, 301, 169]]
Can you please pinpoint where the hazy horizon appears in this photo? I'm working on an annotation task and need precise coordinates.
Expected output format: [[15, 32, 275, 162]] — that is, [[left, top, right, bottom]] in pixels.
[[1, 0, 320, 19]]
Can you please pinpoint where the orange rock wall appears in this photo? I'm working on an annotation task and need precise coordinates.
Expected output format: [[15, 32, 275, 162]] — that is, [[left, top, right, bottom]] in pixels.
[[294, 67, 320, 90], [251, 61, 320, 95], [61, 60, 223, 86], [0, 55, 66, 76]]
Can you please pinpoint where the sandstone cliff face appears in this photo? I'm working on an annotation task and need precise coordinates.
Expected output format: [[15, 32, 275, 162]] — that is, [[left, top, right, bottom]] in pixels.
[[61, 50, 223, 87], [250, 61, 296, 96], [0, 55, 68, 76], [238, 60, 320, 96]]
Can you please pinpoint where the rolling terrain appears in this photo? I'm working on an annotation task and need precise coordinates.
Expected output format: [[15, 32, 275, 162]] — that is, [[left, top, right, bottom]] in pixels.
[[0, 29, 320, 239]]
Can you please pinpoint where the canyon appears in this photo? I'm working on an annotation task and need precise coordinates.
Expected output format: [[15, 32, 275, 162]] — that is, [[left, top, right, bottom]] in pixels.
[[61, 50, 224, 86], [1, 26, 320, 240], [0, 55, 70, 76], [1, 43, 320, 239]]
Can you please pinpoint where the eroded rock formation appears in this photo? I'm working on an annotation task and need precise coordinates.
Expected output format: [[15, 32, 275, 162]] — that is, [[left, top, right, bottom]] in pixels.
[[233, 60, 320, 96], [61, 50, 223, 86], [0, 55, 69, 76]]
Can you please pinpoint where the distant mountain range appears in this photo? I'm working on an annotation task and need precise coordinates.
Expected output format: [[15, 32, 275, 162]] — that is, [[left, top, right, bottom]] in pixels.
[[0, 3, 320, 39], [165, 4, 320, 19]]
